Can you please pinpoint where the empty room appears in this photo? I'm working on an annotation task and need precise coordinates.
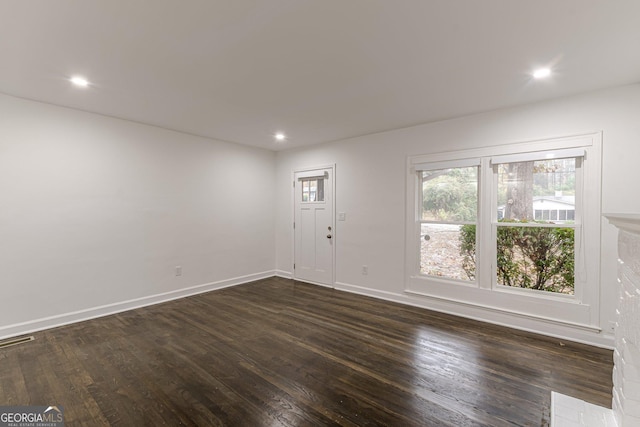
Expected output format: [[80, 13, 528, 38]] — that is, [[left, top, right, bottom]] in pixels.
[[1, 1, 640, 426]]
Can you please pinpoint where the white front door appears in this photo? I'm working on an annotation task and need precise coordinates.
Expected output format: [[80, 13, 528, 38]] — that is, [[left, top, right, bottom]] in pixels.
[[294, 167, 334, 286]]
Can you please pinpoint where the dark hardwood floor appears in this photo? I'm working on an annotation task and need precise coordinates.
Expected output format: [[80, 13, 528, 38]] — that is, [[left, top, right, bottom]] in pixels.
[[0, 277, 612, 426]]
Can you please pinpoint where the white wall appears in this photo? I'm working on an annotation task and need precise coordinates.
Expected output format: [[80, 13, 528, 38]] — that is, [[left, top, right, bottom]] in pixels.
[[276, 84, 640, 347], [4, 84, 638, 347], [0, 94, 276, 338]]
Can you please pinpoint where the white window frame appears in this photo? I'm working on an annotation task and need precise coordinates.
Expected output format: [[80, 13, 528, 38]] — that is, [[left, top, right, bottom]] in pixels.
[[417, 161, 480, 283], [300, 177, 325, 203], [489, 152, 583, 301], [405, 132, 602, 331]]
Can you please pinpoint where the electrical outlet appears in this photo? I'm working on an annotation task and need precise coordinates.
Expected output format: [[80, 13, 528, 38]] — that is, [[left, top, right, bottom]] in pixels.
[[175, 266, 182, 276], [362, 265, 368, 275]]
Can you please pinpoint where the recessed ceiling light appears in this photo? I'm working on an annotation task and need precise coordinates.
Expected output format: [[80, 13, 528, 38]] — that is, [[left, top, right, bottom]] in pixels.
[[532, 68, 551, 79], [274, 132, 286, 142], [70, 76, 89, 87]]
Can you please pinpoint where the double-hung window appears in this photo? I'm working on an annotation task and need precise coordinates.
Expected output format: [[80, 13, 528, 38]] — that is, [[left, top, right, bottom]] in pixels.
[[405, 133, 601, 329], [417, 159, 479, 282], [491, 149, 583, 296]]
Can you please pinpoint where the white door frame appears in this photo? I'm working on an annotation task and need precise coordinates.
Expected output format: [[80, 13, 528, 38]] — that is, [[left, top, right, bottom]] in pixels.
[[292, 164, 336, 287]]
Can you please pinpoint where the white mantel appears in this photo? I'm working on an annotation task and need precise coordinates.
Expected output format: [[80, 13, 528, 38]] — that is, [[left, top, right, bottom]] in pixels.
[[552, 214, 640, 427], [607, 213, 640, 235]]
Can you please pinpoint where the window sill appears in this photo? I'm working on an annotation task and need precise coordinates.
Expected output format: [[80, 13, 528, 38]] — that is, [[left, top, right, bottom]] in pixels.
[[404, 282, 600, 333]]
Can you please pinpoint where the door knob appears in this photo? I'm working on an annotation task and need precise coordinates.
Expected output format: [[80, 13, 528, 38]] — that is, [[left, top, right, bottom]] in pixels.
[[327, 234, 332, 239]]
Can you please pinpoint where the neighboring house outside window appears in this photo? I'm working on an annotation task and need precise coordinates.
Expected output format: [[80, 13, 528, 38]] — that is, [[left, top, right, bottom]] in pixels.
[[498, 196, 575, 222]]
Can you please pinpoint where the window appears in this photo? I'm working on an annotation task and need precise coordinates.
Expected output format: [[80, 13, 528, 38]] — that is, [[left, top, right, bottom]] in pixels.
[[405, 133, 602, 330], [301, 178, 324, 202], [419, 165, 478, 281], [493, 156, 579, 295]]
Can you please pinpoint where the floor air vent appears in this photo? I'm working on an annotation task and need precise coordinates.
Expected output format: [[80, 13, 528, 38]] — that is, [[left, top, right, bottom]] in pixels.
[[0, 336, 35, 349]]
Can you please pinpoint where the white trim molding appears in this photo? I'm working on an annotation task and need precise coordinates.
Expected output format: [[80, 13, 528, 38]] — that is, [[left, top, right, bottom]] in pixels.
[[275, 269, 293, 279], [335, 281, 613, 348], [0, 270, 276, 341]]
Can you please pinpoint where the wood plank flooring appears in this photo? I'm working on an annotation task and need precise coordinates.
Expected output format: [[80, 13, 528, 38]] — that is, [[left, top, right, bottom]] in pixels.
[[0, 277, 613, 426]]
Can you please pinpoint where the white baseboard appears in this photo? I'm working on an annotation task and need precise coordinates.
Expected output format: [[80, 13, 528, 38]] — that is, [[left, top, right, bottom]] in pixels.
[[274, 270, 335, 289], [334, 281, 614, 349], [275, 269, 293, 279], [0, 270, 276, 341], [4, 274, 614, 350]]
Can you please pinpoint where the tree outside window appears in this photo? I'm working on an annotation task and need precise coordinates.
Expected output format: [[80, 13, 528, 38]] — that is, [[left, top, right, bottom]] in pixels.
[[409, 136, 601, 329], [420, 157, 578, 295], [460, 158, 576, 294]]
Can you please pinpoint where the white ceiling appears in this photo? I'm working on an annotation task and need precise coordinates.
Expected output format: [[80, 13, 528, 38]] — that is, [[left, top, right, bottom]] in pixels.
[[1, 1, 640, 151]]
